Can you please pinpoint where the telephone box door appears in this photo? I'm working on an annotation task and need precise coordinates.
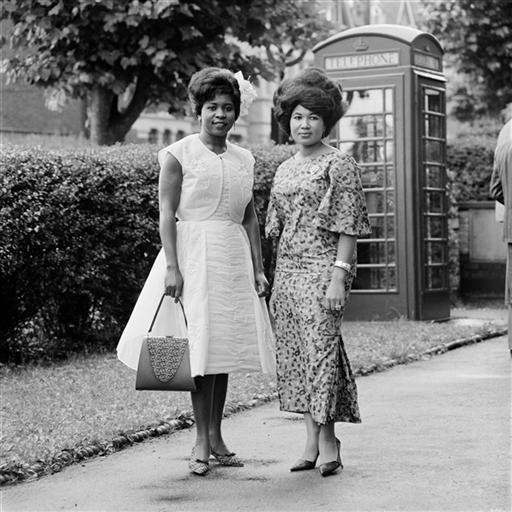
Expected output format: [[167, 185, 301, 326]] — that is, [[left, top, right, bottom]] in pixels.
[[414, 74, 450, 320], [331, 74, 411, 320]]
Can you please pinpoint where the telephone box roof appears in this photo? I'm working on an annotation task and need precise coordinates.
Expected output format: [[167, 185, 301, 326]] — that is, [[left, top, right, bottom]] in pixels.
[[313, 24, 443, 54]]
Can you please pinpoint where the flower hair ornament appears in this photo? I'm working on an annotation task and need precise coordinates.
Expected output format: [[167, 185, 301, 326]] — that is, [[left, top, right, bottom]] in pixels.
[[234, 71, 257, 117]]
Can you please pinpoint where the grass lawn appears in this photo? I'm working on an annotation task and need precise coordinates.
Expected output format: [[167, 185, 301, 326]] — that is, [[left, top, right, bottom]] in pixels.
[[1, 314, 505, 484]]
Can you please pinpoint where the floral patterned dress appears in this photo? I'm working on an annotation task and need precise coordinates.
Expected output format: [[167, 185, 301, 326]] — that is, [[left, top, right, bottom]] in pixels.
[[265, 149, 371, 425]]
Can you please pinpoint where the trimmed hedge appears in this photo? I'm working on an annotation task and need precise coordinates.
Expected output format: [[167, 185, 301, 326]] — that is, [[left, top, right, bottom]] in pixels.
[[1, 144, 161, 363], [0, 135, 495, 363]]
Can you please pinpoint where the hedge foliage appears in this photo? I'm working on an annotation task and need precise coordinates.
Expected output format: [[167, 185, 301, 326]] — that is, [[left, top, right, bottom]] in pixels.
[[1, 144, 161, 363], [0, 135, 495, 363], [446, 133, 496, 203]]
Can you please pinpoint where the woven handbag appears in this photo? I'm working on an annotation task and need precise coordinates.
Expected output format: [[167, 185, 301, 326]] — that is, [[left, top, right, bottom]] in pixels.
[[135, 295, 197, 392]]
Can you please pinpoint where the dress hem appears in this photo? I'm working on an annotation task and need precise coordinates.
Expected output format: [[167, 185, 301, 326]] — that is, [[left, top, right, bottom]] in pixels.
[[278, 404, 361, 425]]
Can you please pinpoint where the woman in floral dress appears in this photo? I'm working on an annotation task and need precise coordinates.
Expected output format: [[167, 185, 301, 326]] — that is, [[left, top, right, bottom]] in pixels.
[[266, 68, 371, 476]]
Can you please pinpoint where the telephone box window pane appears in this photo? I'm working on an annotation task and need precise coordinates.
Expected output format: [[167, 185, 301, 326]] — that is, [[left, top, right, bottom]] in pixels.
[[384, 88, 393, 111], [425, 165, 444, 188], [356, 241, 395, 265], [339, 141, 354, 157], [365, 191, 385, 213], [425, 140, 443, 162], [352, 267, 371, 289], [357, 243, 371, 265], [424, 114, 443, 138], [385, 114, 394, 137], [372, 268, 389, 290], [385, 140, 394, 161], [353, 140, 384, 163], [353, 267, 397, 291], [426, 266, 445, 289], [424, 89, 442, 112], [387, 242, 396, 263], [387, 267, 397, 289], [386, 215, 395, 237], [343, 89, 384, 114], [369, 216, 385, 238], [368, 215, 395, 239], [354, 268, 387, 289], [386, 166, 395, 187], [425, 216, 444, 239], [425, 191, 444, 213], [365, 116, 384, 137], [370, 242, 387, 264], [356, 242, 386, 264], [426, 242, 445, 264], [361, 165, 385, 187], [387, 191, 394, 211]]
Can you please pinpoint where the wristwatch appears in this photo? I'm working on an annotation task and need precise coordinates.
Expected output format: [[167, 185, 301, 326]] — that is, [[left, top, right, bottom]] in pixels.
[[334, 260, 352, 272]]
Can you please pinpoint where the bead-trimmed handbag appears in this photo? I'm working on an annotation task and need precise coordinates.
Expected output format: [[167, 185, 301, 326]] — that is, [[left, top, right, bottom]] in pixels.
[[135, 295, 197, 392]]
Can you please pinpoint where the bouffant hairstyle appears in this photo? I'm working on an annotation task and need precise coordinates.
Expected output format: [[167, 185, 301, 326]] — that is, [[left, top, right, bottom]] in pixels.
[[188, 67, 241, 120], [273, 67, 344, 137]]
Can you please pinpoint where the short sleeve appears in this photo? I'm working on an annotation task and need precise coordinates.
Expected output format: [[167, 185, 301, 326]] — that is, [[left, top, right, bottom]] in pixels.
[[314, 155, 372, 236], [157, 140, 184, 168], [265, 192, 283, 238]]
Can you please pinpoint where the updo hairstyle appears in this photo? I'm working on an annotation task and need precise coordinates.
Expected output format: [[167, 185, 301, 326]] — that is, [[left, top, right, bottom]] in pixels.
[[273, 67, 344, 137], [188, 67, 241, 120]]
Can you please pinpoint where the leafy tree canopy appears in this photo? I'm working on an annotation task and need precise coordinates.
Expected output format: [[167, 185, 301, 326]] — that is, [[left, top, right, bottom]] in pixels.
[[1, 0, 332, 144], [421, 0, 512, 118]]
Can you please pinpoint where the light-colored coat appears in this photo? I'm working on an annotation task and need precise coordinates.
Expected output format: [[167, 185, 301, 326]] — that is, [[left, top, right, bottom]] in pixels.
[[490, 119, 512, 242]]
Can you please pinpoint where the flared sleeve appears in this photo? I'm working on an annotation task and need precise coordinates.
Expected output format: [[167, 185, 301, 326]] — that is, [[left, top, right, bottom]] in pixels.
[[314, 154, 372, 236]]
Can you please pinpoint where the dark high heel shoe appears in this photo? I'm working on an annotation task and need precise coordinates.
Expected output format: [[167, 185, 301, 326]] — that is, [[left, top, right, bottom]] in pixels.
[[318, 438, 343, 477], [290, 453, 319, 472]]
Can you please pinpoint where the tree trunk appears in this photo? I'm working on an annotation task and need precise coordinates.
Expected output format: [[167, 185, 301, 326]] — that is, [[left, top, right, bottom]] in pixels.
[[79, 98, 90, 140], [89, 86, 116, 145], [89, 78, 150, 145]]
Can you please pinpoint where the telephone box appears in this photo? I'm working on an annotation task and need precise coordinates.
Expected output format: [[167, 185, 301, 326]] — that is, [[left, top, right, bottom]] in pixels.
[[313, 25, 449, 320]]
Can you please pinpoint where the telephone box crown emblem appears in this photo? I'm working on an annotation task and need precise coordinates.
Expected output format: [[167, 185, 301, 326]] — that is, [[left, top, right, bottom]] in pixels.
[[353, 37, 369, 51]]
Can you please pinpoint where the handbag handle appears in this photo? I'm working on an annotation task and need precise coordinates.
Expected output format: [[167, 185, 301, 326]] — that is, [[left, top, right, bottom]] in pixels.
[[148, 294, 188, 333]]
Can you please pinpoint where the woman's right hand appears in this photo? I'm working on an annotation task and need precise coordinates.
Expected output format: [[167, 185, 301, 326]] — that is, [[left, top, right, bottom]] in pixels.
[[164, 266, 183, 302]]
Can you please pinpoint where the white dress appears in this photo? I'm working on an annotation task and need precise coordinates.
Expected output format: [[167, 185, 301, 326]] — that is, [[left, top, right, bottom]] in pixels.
[[117, 134, 276, 377]]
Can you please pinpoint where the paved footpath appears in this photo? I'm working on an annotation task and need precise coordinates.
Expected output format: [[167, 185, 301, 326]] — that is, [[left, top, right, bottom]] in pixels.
[[2, 336, 510, 512]]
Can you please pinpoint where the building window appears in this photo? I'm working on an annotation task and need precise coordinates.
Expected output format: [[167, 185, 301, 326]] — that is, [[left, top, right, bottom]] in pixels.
[[148, 128, 158, 144], [176, 130, 185, 141], [163, 129, 172, 145]]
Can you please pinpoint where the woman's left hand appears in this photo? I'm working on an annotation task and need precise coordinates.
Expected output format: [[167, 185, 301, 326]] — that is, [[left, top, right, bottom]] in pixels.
[[254, 270, 270, 297], [325, 278, 346, 312]]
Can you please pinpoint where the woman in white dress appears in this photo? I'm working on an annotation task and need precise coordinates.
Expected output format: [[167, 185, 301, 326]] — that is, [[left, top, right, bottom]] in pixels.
[[117, 68, 275, 476]]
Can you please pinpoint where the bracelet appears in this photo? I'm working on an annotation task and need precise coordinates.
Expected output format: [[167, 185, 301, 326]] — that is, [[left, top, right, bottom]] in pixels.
[[334, 260, 352, 272]]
